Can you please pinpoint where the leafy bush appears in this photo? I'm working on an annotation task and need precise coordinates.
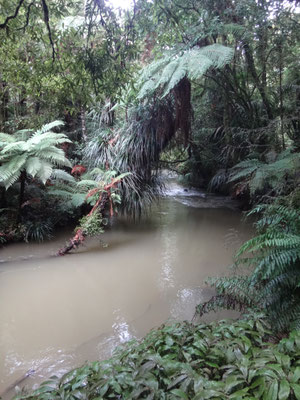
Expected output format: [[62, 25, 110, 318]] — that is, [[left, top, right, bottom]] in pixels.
[[14, 315, 300, 400], [228, 150, 300, 200]]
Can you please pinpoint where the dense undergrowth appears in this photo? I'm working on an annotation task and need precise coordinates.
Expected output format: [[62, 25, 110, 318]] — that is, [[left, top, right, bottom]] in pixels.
[[14, 315, 300, 400], [1, 1, 300, 398]]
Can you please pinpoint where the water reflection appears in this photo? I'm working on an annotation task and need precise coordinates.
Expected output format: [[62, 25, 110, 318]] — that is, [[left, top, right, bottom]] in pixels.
[[0, 191, 253, 396], [159, 218, 177, 290], [112, 310, 135, 343]]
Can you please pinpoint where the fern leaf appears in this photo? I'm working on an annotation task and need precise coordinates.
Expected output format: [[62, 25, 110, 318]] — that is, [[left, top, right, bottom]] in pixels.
[[34, 120, 64, 135], [1, 141, 29, 154], [161, 56, 188, 98], [51, 169, 75, 182], [198, 44, 234, 69], [187, 51, 213, 80], [0, 154, 27, 188], [0, 133, 16, 144], [25, 157, 42, 177], [77, 179, 98, 188], [71, 193, 86, 207], [35, 161, 53, 184]]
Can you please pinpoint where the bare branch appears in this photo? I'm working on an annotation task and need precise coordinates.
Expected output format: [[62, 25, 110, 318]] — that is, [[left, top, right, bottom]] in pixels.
[[17, 2, 35, 31], [40, 0, 56, 61], [0, 0, 26, 29]]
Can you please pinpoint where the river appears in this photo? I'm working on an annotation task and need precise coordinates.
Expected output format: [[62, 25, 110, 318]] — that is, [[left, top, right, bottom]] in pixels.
[[0, 182, 253, 398]]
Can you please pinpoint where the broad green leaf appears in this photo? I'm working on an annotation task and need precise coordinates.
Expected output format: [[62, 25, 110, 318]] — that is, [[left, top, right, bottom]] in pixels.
[[170, 388, 189, 399], [278, 379, 290, 400], [291, 383, 300, 400], [263, 381, 278, 400]]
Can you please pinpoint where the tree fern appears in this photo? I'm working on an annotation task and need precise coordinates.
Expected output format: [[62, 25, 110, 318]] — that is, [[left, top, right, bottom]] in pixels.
[[138, 44, 234, 100], [0, 121, 71, 189], [229, 150, 300, 197]]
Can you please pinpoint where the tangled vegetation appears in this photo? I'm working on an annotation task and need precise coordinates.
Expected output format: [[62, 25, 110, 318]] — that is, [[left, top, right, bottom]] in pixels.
[[14, 315, 300, 400], [1, 0, 300, 397], [197, 203, 300, 333]]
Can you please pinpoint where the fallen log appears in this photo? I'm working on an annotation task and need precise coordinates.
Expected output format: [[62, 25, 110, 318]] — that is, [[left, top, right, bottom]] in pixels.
[[56, 175, 125, 256]]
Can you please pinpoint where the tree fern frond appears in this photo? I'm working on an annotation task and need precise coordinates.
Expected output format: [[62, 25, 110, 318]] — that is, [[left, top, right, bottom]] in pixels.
[[137, 44, 234, 99], [34, 120, 64, 135], [36, 148, 71, 167], [76, 179, 98, 188], [35, 161, 53, 184], [161, 57, 188, 98], [0, 154, 27, 186], [0, 133, 16, 144], [0, 141, 29, 155], [229, 152, 300, 196], [196, 44, 234, 69], [25, 156, 42, 177], [187, 51, 213, 80], [71, 193, 86, 207], [138, 79, 157, 100], [51, 169, 75, 182], [29, 132, 71, 147], [228, 159, 262, 183]]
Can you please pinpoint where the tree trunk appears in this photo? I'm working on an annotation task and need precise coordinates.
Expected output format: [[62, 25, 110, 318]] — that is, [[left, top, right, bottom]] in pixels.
[[18, 170, 26, 222], [0, 81, 9, 130], [80, 106, 87, 141], [243, 41, 274, 121], [57, 192, 109, 256]]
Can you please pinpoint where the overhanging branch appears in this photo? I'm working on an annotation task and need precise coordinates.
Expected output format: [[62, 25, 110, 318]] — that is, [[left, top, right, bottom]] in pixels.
[[40, 0, 56, 61], [0, 0, 26, 29]]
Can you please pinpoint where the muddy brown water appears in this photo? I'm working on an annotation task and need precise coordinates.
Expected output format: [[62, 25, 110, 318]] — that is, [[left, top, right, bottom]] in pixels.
[[0, 184, 253, 398]]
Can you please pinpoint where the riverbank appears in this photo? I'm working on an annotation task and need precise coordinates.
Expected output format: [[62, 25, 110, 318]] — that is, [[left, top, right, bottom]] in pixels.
[[0, 190, 252, 397], [12, 314, 300, 400]]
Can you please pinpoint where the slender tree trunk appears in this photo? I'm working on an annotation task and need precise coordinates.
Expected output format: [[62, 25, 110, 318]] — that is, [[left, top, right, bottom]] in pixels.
[[278, 40, 285, 150], [18, 170, 26, 222], [80, 106, 87, 141], [243, 42, 273, 121], [0, 187, 7, 208], [0, 80, 9, 130]]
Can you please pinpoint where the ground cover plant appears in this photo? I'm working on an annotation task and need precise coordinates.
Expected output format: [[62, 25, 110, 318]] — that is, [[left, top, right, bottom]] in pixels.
[[13, 315, 300, 400]]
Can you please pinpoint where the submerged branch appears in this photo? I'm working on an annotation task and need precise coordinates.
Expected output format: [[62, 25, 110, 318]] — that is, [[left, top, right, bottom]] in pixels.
[[57, 176, 125, 256]]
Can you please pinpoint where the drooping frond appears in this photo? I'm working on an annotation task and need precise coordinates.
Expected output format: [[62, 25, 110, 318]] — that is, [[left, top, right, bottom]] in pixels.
[[0, 132, 16, 144], [138, 44, 234, 100], [229, 151, 300, 196], [0, 140, 29, 156], [25, 157, 42, 177], [35, 161, 53, 184], [0, 154, 27, 189], [34, 120, 64, 135], [50, 169, 75, 182]]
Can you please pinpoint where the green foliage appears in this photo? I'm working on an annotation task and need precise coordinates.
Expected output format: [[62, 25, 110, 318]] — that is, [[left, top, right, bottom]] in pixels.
[[49, 169, 126, 210], [82, 109, 162, 217], [0, 121, 71, 189], [77, 211, 106, 236], [13, 315, 300, 400], [138, 44, 234, 99], [197, 203, 300, 332], [23, 220, 53, 243], [229, 150, 300, 198]]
